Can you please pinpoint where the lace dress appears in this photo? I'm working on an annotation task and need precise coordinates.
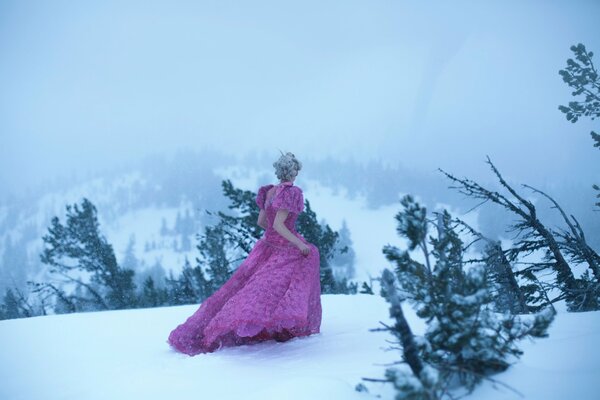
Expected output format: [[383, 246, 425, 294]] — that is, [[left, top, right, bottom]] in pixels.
[[166, 181, 322, 355]]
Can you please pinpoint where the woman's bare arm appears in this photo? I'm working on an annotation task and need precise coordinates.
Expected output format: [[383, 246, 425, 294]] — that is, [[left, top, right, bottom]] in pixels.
[[273, 210, 309, 254], [257, 209, 267, 229]]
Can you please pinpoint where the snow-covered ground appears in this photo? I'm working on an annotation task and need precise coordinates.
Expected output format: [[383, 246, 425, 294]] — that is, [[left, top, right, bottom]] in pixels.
[[1, 294, 599, 400]]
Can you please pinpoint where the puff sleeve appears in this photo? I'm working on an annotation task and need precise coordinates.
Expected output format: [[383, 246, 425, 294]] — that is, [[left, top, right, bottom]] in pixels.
[[271, 186, 304, 214], [255, 184, 274, 210]]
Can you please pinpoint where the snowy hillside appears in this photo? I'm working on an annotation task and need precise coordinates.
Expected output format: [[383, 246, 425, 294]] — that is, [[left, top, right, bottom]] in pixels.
[[5, 161, 476, 305], [1, 294, 599, 400]]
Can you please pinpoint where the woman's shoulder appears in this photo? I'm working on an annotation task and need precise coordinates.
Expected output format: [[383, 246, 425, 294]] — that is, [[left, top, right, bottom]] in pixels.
[[258, 183, 275, 192], [278, 184, 303, 198], [255, 184, 275, 209], [287, 184, 303, 192], [271, 184, 303, 213], [259, 183, 303, 191]]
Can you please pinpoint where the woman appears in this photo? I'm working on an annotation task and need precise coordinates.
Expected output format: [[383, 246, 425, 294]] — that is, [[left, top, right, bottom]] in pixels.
[[167, 152, 322, 355]]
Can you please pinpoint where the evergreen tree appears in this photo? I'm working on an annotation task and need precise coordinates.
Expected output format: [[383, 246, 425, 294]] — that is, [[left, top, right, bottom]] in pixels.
[[0, 288, 22, 320], [0, 286, 39, 320], [196, 223, 234, 296], [135, 259, 168, 296], [174, 211, 182, 235], [122, 234, 138, 272], [181, 234, 192, 252], [178, 209, 195, 252], [187, 256, 209, 299], [297, 201, 357, 294], [558, 43, 600, 208], [361, 195, 554, 399], [330, 219, 356, 280], [440, 157, 600, 311], [38, 198, 138, 311], [558, 43, 600, 148], [166, 271, 191, 305], [160, 217, 169, 236], [359, 281, 374, 295], [164, 257, 209, 305], [1, 235, 28, 297], [183, 209, 194, 235], [139, 276, 166, 307], [453, 219, 530, 313]]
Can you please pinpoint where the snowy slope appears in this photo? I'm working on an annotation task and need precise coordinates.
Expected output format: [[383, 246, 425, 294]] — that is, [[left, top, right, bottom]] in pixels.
[[1, 294, 599, 400], [0, 294, 399, 400]]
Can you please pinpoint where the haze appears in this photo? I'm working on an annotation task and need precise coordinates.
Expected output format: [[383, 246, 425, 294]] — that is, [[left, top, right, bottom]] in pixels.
[[1, 0, 599, 197]]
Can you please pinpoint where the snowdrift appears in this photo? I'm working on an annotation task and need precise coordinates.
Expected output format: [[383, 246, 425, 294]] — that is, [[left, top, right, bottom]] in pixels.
[[1, 294, 599, 400]]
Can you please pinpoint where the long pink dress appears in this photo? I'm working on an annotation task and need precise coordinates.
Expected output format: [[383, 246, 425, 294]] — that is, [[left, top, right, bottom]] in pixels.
[[167, 181, 322, 355]]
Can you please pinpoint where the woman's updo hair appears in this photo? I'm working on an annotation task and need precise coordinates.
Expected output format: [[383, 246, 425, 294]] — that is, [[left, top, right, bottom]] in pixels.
[[273, 151, 302, 182]]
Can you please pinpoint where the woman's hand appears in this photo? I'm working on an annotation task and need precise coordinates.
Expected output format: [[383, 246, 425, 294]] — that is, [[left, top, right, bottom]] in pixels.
[[273, 210, 311, 257], [298, 243, 310, 257]]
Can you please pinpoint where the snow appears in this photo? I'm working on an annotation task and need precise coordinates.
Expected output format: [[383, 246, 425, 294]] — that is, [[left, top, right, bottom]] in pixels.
[[105, 204, 196, 277], [0, 294, 397, 400], [1, 294, 599, 400], [471, 310, 600, 399]]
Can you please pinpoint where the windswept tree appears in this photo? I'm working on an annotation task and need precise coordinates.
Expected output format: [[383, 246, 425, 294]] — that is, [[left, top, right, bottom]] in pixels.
[[360, 195, 554, 399], [440, 157, 600, 311], [35, 198, 137, 312]]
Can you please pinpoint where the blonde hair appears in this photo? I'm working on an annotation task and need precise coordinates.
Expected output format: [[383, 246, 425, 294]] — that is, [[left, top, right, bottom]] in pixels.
[[273, 151, 302, 182]]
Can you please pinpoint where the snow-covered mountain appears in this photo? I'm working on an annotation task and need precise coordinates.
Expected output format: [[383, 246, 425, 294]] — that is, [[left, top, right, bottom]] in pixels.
[[1, 293, 599, 400]]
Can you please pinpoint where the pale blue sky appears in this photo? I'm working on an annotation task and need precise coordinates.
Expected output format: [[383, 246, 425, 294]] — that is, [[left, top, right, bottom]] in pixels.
[[1, 0, 599, 195]]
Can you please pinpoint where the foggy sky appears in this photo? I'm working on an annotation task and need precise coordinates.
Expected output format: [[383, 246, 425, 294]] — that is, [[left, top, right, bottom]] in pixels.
[[1, 0, 599, 196]]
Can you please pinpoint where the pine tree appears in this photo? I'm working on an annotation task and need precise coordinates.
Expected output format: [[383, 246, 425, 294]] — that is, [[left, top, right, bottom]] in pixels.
[[39, 198, 138, 311], [362, 195, 555, 398], [122, 235, 138, 271], [297, 200, 357, 294], [440, 157, 600, 311], [558, 43, 600, 208], [331, 219, 356, 280], [196, 223, 233, 296], [139, 276, 163, 307], [160, 217, 169, 236], [181, 234, 192, 252], [184, 257, 209, 302], [359, 281, 374, 295], [558, 43, 600, 148], [174, 211, 182, 234], [164, 258, 209, 305], [166, 271, 191, 305], [453, 219, 530, 313], [1, 235, 28, 297], [0, 288, 22, 320]]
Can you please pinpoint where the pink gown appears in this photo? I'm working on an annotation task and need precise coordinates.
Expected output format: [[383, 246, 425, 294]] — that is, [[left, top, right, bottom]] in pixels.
[[167, 181, 322, 355]]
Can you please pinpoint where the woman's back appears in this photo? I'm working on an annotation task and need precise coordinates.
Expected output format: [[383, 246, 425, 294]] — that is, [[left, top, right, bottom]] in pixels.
[[257, 182, 305, 246]]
